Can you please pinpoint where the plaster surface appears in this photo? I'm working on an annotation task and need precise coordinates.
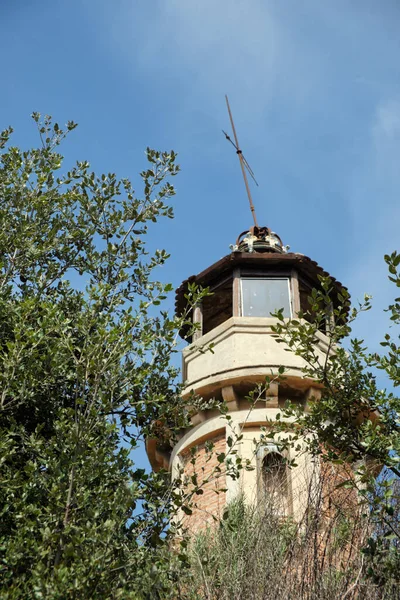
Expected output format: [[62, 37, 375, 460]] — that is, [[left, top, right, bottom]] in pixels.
[[183, 317, 330, 396]]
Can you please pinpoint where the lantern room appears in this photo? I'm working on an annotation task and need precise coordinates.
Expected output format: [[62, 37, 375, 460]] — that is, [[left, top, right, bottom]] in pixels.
[[174, 226, 346, 402]]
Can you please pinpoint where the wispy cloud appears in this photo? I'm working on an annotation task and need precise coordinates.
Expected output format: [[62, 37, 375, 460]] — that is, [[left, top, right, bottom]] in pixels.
[[373, 98, 400, 188], [98, 0, 335, 124], [343, 95, 400, 348]]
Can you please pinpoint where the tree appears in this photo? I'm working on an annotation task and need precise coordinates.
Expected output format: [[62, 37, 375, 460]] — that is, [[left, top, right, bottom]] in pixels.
[[0, 114, 206, 598], [269, 254, 400, 584]]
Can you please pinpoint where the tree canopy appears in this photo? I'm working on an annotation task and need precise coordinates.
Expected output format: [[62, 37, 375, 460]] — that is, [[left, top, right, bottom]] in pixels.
[[0, 114, 206, 599], [269, 258, 400, 584]]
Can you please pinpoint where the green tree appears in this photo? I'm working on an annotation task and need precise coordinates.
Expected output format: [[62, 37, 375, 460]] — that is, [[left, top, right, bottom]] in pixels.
[[0, 115, 205, 599], [270, 254, 400, 583]]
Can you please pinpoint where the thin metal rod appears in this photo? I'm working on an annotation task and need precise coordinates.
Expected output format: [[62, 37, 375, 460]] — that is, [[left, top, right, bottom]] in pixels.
[[222, 130, 259, 186], [225, 95, 258, 228]]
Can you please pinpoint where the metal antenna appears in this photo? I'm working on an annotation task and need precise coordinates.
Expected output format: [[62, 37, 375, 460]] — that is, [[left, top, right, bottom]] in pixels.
[[224, 95, 259, 228]]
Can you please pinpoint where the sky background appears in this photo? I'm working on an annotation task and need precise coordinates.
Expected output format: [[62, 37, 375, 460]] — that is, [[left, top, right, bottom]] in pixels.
[[1, 0, 400, 463]]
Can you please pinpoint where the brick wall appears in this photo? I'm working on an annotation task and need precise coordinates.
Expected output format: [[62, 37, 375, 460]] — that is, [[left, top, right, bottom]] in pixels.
[[320, 460, 359, 517], [316, 459, 364, 566], [180, 433, 227, 534]]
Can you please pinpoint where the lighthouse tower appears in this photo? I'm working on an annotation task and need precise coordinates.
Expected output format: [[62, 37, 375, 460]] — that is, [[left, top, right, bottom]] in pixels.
[[146, 226, 347, 533]]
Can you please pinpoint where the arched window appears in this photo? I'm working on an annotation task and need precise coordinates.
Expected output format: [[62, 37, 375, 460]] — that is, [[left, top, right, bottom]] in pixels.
[[258, 446, 288, 515]]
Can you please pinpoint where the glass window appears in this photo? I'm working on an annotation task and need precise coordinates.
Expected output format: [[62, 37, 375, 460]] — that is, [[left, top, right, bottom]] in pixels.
[[241, 278, 291, 318]]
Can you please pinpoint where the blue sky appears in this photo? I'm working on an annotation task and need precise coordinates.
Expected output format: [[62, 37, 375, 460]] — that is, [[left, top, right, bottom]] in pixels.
[[1, 1, 400, 454]]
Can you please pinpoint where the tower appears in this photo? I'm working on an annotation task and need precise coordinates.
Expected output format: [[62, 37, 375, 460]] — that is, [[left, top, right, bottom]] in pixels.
[[146, 225, 348, 533]]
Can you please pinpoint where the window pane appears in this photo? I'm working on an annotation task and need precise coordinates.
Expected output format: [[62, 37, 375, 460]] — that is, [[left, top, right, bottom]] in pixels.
[[241, 278, 291, 317]]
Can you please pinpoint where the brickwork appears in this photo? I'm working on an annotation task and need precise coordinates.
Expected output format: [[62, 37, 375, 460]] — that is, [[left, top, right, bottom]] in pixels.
[[315, 459, 364, 566], [180, 434, 226, 534], [321, 460, 359, 517]]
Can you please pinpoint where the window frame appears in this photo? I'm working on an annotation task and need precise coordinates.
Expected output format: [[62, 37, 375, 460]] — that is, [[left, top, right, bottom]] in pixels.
[[239, 276, 293, 319]]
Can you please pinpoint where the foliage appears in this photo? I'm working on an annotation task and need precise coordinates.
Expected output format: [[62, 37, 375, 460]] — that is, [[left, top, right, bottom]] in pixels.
[[179, 493, 399, 600], [0, 114, 207, 598], [269, 252, 400, 584], [3, 112, 400, 598]]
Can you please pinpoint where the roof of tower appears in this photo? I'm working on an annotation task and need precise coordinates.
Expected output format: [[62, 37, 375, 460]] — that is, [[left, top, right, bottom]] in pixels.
[[175, 227, 348, 341]]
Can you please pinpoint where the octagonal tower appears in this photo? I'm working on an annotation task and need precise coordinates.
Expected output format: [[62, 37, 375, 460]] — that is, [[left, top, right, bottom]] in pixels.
[[147, 226, 347, 533]]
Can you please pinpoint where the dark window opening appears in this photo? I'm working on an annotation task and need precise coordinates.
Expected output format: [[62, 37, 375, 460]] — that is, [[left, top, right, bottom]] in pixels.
[[202, 277, 233, 336], [262, 452, 287, 493], [260, 449, 288, 515], [299, 278, 329, 332]]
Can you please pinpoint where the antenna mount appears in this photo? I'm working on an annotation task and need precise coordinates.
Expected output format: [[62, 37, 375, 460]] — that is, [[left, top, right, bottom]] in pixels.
[[224, 95, 259, 228]]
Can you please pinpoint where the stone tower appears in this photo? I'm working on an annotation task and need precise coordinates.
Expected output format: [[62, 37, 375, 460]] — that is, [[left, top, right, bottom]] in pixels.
[[146, 226, 347, 533]]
